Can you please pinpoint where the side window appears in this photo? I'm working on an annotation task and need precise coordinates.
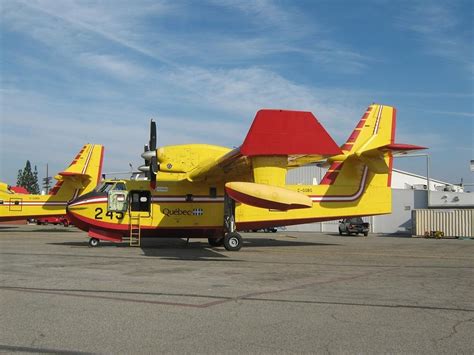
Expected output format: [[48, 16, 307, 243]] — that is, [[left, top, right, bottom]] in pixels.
[[130, 191, 151, 212]]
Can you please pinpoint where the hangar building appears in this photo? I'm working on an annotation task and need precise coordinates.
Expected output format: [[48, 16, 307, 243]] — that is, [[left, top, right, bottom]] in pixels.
[[285, 164, 473, 235]]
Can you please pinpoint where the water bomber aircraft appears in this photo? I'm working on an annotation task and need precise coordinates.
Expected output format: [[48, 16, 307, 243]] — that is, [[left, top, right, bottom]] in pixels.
[[0, 144, 104, 221], [66, 104, 425, 250]]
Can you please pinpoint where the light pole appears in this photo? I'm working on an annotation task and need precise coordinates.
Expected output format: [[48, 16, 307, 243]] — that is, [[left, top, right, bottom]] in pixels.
[[394, 153, 431, 207]]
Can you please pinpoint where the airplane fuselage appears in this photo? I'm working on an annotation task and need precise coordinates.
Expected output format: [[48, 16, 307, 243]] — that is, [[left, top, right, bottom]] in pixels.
[[67, 172, 392, 243]]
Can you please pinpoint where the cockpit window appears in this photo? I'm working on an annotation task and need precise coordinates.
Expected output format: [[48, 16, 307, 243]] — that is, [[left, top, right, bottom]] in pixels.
[[96, 182, 114, 193], [96, 182, 127, 193], [113, 183, 126, 191]]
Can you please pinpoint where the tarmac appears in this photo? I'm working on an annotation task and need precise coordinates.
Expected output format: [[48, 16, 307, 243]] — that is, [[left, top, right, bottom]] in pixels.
[[0, 224, 473, 354]]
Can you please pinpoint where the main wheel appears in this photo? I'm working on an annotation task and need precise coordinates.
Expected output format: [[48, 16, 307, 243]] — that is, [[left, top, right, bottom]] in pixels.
[[363, 232, 368, 237], [223, 232, 242, 251], [208, 237, 224, 247], [88, 238, 100, 247]]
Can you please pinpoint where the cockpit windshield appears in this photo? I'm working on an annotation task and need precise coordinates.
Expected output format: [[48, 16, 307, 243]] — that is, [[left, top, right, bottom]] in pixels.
[[95, 182, 126, 193], [96, 182, 115, 193], [114, 182, 126, 191]]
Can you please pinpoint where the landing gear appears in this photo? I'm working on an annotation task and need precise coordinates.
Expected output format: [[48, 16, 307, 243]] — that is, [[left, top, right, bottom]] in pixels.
[[222, 194, 243, 251], [223, 232, 242, 251], [208, 237, 224, 247], [88, 237, 100, 247]]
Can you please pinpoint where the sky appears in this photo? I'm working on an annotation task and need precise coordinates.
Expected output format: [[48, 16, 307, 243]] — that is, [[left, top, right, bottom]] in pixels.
[[0, 0, 473, 189]]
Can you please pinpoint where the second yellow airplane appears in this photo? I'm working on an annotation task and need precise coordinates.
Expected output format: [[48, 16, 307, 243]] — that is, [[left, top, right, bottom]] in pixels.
[[0, 144, 104, 222]]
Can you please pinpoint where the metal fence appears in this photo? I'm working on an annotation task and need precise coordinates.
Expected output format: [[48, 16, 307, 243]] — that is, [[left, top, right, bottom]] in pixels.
[[412, 209, 473, 237]]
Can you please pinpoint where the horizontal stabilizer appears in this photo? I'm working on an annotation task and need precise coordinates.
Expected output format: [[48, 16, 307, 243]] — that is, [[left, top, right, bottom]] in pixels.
[[54, 173, 91, 190], [357, 142, 427, 174], [225, 181, 312, 210], [57, 171, 89, 178], [379, 143, 427, 155]]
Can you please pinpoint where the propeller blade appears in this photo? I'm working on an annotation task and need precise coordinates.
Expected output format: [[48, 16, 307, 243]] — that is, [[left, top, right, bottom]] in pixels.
[[149, 119, 157, 151], [150, 156, 159, 174]]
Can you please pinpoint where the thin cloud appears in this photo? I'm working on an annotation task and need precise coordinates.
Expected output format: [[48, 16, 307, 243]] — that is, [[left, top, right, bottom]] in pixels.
[[397, 1, 473, 75], [78, 53, 148, 80]]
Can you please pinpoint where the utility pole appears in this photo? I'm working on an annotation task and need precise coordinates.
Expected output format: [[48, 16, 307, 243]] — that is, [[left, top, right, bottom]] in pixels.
[[42, 163, 52, 194]]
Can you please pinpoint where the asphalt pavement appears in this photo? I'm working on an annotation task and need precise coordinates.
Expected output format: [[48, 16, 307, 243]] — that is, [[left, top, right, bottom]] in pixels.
[[1, 225, 473, 354]]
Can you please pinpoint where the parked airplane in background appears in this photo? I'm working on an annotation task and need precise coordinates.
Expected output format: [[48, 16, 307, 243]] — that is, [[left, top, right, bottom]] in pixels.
[[67, 104, 425, 250], [0, 144, 104, 221]]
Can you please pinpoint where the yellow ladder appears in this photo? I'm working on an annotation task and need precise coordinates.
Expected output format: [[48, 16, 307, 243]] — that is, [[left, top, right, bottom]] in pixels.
[[129, 215, 141, 247]]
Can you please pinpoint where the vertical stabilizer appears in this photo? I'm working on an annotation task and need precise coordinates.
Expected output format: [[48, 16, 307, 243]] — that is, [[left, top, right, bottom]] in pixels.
[[50, 144, 104, 199]]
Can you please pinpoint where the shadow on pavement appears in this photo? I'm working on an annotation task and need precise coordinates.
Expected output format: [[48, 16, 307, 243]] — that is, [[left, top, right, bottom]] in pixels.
[[48, 236, 339, 260]]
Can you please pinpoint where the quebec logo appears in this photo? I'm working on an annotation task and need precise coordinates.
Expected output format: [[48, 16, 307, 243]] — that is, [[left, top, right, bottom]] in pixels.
[[193, 208, 204, 216]]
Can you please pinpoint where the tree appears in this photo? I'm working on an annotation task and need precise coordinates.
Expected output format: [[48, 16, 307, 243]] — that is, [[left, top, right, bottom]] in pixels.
[[16, 160, 40, 194]]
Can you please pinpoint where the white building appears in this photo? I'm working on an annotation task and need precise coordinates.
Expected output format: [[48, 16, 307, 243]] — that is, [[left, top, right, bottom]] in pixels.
[[285, 165, 473, 234]]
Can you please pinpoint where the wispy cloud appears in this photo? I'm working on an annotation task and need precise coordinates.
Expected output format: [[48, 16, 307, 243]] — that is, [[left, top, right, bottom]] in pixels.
[[421, 109, 474, 118], [397, 1, 473, 75], [78, 53, 148, 80], [1, 0, 472, 185]]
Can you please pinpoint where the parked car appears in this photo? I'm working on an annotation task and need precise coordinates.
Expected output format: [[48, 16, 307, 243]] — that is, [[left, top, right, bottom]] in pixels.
[[36, 216, 71, 227], [338, 217, 369, 236], [250, 227, 278, 233]]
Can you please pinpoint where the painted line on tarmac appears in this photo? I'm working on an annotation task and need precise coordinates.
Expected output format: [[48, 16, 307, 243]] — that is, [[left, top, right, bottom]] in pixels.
[[0, 268, 393, 309]]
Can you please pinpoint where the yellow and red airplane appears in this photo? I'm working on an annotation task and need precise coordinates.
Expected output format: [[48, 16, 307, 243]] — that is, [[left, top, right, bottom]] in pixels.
[[67, 104, 425, 250], [0, 144, 104, 222]]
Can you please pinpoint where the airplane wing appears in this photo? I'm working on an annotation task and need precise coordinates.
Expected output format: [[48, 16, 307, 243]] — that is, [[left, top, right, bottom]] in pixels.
[[143, 105, 425, 211], [184, 109, 341, 183]]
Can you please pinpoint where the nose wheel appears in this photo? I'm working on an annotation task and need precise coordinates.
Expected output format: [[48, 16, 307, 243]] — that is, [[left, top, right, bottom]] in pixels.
[[88, 238, 100, 247]]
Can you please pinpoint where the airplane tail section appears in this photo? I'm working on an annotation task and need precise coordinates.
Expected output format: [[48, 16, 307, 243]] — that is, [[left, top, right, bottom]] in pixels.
[[50, 144, 104, 199], [227, 105, 425, 213], [321, 104, 425, 188]]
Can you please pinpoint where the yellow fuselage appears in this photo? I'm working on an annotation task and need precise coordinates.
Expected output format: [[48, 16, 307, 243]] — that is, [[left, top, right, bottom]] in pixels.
[[67, 171, 391, 240]]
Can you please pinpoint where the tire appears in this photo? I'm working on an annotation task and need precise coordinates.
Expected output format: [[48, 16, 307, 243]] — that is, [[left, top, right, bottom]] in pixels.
[[208, 237, 224, 247], [338, 227, 343, 236], [88, 238, 100, 247], [224, 232, 242, 251], [363, 232, 368, 237]]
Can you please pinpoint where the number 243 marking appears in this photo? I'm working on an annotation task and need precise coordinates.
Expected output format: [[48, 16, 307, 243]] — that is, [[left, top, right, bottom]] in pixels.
[[94, 208, 124, 220]]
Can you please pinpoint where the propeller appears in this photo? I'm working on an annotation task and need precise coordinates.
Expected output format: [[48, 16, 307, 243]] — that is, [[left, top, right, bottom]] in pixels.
[[139, 119, 159, 185]]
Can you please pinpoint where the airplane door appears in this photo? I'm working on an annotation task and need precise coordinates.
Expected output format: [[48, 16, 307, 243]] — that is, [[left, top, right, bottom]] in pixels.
[[129, 191, 152, 221]]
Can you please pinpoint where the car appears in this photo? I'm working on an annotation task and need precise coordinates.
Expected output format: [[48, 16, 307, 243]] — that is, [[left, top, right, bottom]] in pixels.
[[36, 216, 71, 227], [250, 227, 278, 233], [338, 217, 369, 236]]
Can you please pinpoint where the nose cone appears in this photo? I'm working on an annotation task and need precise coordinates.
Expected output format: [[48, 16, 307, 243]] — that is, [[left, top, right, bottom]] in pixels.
[[67, 193, 87, 212], [66, 191, 107, 232]]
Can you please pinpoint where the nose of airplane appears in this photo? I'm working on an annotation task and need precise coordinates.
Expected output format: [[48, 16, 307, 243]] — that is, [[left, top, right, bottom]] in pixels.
[[66, 191, 97, 215], [66, 191, 104, 232]]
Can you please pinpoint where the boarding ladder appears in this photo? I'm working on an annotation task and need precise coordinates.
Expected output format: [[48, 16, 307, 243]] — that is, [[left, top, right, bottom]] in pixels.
[[129, 215, 141, 247]]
